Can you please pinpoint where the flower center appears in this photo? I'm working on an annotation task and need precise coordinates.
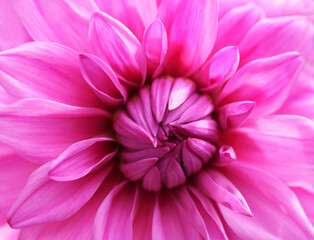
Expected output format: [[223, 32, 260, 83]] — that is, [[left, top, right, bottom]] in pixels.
[[114, 77, 218, 191]]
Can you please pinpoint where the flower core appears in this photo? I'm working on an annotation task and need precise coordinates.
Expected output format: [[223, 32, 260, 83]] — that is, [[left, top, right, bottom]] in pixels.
[[114, 77, 218, 191]]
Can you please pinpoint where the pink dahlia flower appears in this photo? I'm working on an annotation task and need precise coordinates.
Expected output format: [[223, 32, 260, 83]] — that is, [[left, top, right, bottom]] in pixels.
[[0, 0, 314, 239]]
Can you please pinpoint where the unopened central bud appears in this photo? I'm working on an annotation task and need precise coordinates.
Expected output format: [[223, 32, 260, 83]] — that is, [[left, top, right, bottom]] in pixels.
[[114, 77, 218, 191]]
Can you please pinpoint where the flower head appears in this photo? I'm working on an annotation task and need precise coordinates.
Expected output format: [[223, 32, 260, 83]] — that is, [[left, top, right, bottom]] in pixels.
[[0, 0, 314, 239]]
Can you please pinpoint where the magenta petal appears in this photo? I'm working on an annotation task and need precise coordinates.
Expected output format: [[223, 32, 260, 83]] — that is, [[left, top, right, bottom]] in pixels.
[[239, 17, 314, 65], [120, 158, 158, 181], [218, 101, 256, 129], [202, 46, 240, 92], [218, 52, 304, 116], [0, 0, 31, 51], [214, 3, 264, 52], [14, 0, 92, 51], [153, 190, 203, 240], [93, 182, 138, 240], [181, 141, 203, 176], [196, 169, 252, 216], [168, 78, 196, 110], [94, 0, 157, 41], [151, 77, 173, 122], [143, 19, 168, 78], [0, 145, 38, 224], [49, 137, 117, 181], [79, 53, 128, 107], [158, 0, 219, 76], [121, 147, 169, 163], [166, 159, 186, 188], [214, 145, 236, 166], [142, 167, 162, 191], [0, 99, 110, 163], [7, 164, 111, 228], [90, 12, 146, 87], [186, 138, 216, 164], [220, 164, 314, 239], [0, 42, 101, 108]]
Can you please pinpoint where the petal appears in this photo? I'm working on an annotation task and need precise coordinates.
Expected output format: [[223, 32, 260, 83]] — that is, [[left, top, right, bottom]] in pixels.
[[221, 115, 314, 192], [79, 53, 128, 107], [7, 163, 112, 228], [213, 3, 264, 52], [93, 182, 138, 240], [0, 145, 38, 224], [18, 173, 121, 240], [143, 20, 168, 78], [218, 101, 256, 130], [292, 187, 314, 225], [89, 12, 147, 87], [49, 137, 117, 181], [0, 99, 110, 163], [158, 0, 219, 76], [239, 17, 314, 65], [220, 164, 314, 239], [0, 224, 19, 240], [168, 78, 196, 110], [120, 158, 158, 181], [213, 145, 236, 166], [14, 0, 93, 51], [142, 167, 162, 192], [196, 169, 252, 216], [0, 0, 31, 51], [0, 42, 101, 108], [152, 190, 203, 240], [218, 52, 304, 116], [94, 0, 157, 41]]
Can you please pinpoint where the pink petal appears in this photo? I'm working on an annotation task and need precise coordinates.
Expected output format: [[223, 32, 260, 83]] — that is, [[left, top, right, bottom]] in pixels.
[[142, 167, 162, 192], [94, 0, 157, 41], [121, 147, 169, 163], [218, 101, 256, 129], [18, 175, 122, 240], [196, 169, 252, 216], [158, 0, 219, 76], [79, 53, 128, 107], [221, 115, 314, 191], [186, 138, 216, 164], [8, 164, 112, 228], [189, 187, 228, 240], [89, 12, 146, 87], [0, 145, 38, 224], [120, 158, 158, 181], [181, 141, 203, 176], [168, 78, 196, 110], [0, 0, 31, 51], [0, 85, 16, 108], [202, 46, 240, 91], [143, 20, 168, 78], [0, 99, 110, 163], [0, 42, 101, 108], [220, 164, 314, 239], [49, 137, 117, 181], [292, 187, 314, 225], [14, 0, 92, 51], [165, 159, 186, 188], [218, 52, 304, 116], [239, 17, 314, 65], [213, 145, 236, 166], [0, 224, 19, 240], [152, 190, 203, 240], [93, 182, 138, 240], [151, 77, 173, 122], [213, 3, 264, 53]]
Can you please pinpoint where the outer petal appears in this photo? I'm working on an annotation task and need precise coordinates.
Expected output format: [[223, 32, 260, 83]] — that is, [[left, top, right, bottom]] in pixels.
[[90, 12, 147, 87], [218, 52, 304, 117], [221, 115, 314, 192], [220, 164, 314, 240], [0, 0, 31, 51], [0, 42, 101, 108], [93, 182, 138, 240], [239, 17, 314, 65], [0, 145, 38, 224], [0, 99, 110, 163], [49, 137, 117, 181], [17, 171, 121, 240], [7, 163, 112, 228], [152, 190, 203, 240], [292, 187, 314, 225], [158, 0, 218, 76], [0, 224, 19, 240], [94, 0, 157, 41], [14, 0, 94, 51]]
